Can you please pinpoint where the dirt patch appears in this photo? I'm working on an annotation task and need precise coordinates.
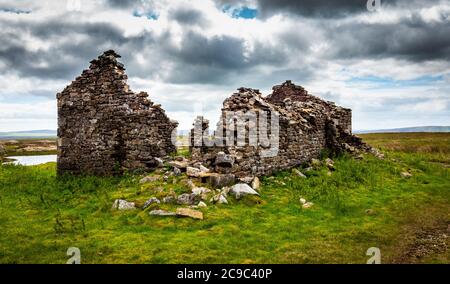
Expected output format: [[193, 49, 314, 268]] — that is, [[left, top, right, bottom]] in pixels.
[[391, 220, 449, 263]]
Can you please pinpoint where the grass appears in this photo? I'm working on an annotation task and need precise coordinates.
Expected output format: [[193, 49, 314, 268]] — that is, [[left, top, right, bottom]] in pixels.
[[0, 133, 448, 264]]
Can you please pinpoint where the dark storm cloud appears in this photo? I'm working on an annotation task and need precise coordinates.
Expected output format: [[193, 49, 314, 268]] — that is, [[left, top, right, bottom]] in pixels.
[[172, 8, 208, 26], [326, 15, 450, 62], [216, 0, 445, 18], [164, 31, 288, 84], [0, 19, 153, 80]]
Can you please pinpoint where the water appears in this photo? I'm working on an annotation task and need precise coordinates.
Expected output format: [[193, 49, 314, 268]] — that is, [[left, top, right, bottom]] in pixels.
[[7, 155, 57, 166]]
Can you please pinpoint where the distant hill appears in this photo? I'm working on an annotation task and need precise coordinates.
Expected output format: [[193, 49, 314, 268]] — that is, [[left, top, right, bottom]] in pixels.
[[355, 126, 450, 134], [0, 130, 57, 140]]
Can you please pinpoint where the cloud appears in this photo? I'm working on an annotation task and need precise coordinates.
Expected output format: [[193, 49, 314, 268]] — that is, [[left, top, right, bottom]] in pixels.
[[0, 0, 449, 131]]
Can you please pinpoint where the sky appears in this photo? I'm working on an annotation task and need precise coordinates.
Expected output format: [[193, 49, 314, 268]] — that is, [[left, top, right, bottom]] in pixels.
[[0, 0, 449, 132]]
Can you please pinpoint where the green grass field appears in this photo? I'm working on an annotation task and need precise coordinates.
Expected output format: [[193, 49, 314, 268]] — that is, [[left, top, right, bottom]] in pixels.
[[0, 133, 448, 264]]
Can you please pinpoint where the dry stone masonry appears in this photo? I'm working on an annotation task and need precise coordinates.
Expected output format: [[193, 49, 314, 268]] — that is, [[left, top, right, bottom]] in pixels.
[[57, 50, 178, 175], [57, 50, 370, 178], [189, 80, 369, 178]]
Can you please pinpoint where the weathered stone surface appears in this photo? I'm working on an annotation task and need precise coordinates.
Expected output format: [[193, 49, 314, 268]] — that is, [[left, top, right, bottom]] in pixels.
[[57, 50, 177, 176], [186, 167, 202, 177], [293, 169, 307, 178], [168, 160, 189, 170], [210, 193, 228, 204], [230, 183, 260, 199], [401, 172, 412, 178], [149, 210, 176, 217], [251, 177, 261, 191], [142, 197, 160, 209], [176, 208, 204, 220], [177, 193, 199, 205], [302, 202, 314, 209], [162, 196, 176, 204], [192, 187, 211, 196], [208, 173, 236, 188], [112, 199, 135, 210], [189, 81, 373, 177]]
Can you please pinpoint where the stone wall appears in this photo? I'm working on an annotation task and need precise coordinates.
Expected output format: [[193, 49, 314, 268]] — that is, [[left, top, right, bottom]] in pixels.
[[190, 81, 365, 178], [57, 50, 178, 175]]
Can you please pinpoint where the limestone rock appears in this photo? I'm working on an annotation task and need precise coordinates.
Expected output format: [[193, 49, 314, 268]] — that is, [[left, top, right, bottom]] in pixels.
[[176, 208, 204, 220], [302, 202, 314, 209], [177, 193, 199, 205], [192, 187, 211, 196], [149, 210, 176, 217], [209, 173, 236, 188], [186, 167, 202, 177], [142, 197, 160, 209], [401, 172, 412, 178], [230, 183, 260, 199], [112, 199, 136, 210], [293, 169, 307, 178], [251, 177, 261, 191]]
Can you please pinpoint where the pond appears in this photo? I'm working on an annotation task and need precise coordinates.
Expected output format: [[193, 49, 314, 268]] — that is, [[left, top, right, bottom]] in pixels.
[[6, 155, 57, 166]]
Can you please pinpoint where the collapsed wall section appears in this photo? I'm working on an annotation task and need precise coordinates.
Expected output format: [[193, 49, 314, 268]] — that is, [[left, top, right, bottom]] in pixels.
[[57, 50, 177, 175], [190, 81, 364, 177]]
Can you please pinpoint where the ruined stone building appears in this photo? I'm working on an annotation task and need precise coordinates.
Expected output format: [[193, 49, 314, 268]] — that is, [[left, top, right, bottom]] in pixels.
[[57, 50, 177, 175], [190, 81, 365, 178], [57, 50, 365, 177]]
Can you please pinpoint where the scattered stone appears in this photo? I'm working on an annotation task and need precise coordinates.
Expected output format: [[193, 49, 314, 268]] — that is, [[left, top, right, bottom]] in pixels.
[[140, 176, 160, 184], [299, 198, 307, 205], [112, 199, 136, 210], [325, 158, 335, 170], [215, 152, 235, 168], [154, 157, 164, 168], [302, 202, 314, 209], [185, 179, 196, 190], [304, 167, 313, 172], [401, 172, 412, 178], [197, 201, 207, 208], [293, 169, 307, 178], [168, 160, 188, 170], [251, 177, 261, 191], [239, 176, 255, 184], [142, 197, 160, 209], [149, 210, 176, 217], [365, 209, 375, 215], [177, 193, 199, 205], [327, 171, 332, 177], [162, 196, 176, 204], [210, 193, 228, 204], [176, 208, 204, 220], [230, 183, 260, 199], [192, 187, 211, 196], [173, 167, 182, 176], [209, 173, 236, 188], [186, 167, 202, 177]]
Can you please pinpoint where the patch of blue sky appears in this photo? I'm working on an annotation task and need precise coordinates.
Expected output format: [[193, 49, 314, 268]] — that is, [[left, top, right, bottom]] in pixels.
[[133, 10, 159, 20], [222, 5, 258, 19], [347, 75, 445, 89]]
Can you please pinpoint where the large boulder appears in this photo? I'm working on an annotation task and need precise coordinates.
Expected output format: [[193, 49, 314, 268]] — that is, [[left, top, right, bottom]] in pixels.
[[230, 183, 260, 199], [215, 152, 235, 168]]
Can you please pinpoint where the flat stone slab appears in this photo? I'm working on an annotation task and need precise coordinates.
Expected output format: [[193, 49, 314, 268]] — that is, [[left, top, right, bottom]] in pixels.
[[176, 208, 204, 220]]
